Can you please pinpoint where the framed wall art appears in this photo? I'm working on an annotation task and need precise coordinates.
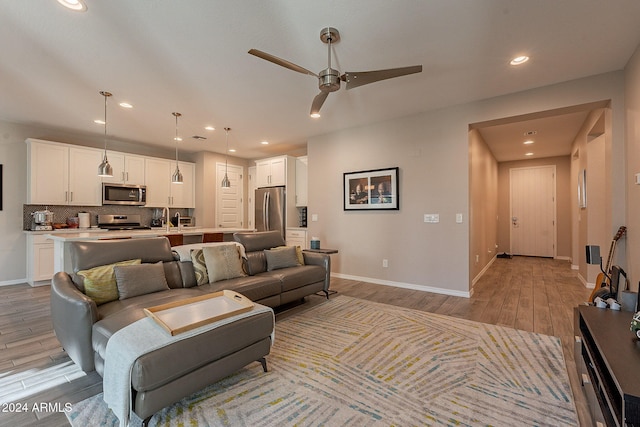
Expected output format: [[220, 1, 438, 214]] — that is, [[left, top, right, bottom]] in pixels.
[[344, 167, 399, 210]]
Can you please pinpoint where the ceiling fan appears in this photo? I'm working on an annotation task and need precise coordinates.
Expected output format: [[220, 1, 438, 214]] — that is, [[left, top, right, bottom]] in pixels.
[[249, 27, 422, 117]]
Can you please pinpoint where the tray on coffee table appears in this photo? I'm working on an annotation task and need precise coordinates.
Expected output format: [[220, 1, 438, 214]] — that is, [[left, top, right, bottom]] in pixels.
[[144, 290, 254, 336]]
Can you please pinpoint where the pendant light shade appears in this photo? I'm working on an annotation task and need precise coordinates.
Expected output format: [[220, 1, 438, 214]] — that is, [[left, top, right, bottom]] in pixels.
[[221, 127, 231, 188], [97, 91, 114, 177], [171, 112, 183, 184]]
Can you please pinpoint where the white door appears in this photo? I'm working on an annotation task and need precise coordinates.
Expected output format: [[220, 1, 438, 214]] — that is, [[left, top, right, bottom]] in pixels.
[[510, 166, 556, 257], [248, 166, 256, 229], [216, 163, 244, 228]]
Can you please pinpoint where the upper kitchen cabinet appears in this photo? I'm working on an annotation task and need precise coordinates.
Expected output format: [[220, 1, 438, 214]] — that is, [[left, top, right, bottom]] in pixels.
[[144, 158, 195, 208], [255, 155, 293, 187], [101, 152, 145, 185], [27, 139, 102, 206]]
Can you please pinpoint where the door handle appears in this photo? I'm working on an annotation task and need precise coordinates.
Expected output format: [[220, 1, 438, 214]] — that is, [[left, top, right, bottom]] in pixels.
[[512, 216, 518, 227]]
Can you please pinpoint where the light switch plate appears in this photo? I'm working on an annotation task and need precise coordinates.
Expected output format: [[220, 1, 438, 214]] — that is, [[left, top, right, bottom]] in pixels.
[[456, 213, 463, 223], [424, 214, 439, 223], [311, 214, 318, 222]]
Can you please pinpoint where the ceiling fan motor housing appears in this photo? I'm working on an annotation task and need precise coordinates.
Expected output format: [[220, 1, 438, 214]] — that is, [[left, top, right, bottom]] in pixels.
[[319, 68, 341, 92]]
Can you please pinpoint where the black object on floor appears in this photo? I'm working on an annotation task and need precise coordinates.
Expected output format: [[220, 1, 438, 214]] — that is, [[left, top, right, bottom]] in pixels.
[[497, 252, 513, 259]]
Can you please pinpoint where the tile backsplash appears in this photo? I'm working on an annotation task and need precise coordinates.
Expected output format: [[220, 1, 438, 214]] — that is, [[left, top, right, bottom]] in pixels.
[[23, 205, 190, 230]]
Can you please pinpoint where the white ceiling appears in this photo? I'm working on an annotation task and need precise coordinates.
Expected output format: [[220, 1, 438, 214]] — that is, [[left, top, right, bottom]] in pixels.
[[1, 1, 639, 160]]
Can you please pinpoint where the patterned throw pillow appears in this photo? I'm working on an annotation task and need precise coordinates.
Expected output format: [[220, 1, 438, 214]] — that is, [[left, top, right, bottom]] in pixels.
[[77, 259, 141, 305], [264, 246, 300, 271], [190, 248, 209, 285], [202, 245, 246, 283]]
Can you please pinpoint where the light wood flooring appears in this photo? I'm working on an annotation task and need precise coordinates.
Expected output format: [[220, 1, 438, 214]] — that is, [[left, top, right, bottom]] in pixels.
[[0, 256, 592, 426]]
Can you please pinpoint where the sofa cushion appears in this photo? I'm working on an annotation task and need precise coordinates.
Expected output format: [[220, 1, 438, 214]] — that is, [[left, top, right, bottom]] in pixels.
[[262, 265, 327, 292], [115, 262, 170, 300], [264, 246, 300, 271], [202, 245, 246, 283], [190, 249, 209, 285], [197, 275, 282, 303], [78, 259, 141, 305]]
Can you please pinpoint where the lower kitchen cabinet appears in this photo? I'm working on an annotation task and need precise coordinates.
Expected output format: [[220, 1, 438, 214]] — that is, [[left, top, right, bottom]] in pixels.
[[286, 228, 308, 249], [26, 234, 54, 286]]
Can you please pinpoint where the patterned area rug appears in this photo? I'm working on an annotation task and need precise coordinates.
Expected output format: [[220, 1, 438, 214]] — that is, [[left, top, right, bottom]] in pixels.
[[67, 295, 578, 426]]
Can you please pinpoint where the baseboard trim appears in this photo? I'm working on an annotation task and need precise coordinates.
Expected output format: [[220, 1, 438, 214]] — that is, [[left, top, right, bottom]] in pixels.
[[472, 255, 496, 288], [331, 273, 471, 298], [0, 278, 28, 287]]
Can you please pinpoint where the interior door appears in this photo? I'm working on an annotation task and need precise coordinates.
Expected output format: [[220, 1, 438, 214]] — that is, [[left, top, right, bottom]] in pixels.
[[216, 163, 244, 228], [510, 165, 556, 257]]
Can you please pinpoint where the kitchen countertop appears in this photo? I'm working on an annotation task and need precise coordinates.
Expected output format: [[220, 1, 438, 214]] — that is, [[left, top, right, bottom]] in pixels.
[[42, 227, 254, 241]]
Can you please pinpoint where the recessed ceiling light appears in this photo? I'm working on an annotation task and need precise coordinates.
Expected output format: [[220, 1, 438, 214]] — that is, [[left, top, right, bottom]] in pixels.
[[525, 152, 534, 156], [510, 55, 530, 66], [57, 0, 87, 11], [523, 140, 534, 145], [119, 102, 133, 109], [94, 119, 105, 125], [310, 112, 321, 119], [229, 149, 236, 153], [261, 141, 269, 145], [205, 126, 215, 131], [174, 137, 182, 142]]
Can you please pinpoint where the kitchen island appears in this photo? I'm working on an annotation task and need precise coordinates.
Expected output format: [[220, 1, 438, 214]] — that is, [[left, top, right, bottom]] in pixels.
[[45, 227, 254, 273]]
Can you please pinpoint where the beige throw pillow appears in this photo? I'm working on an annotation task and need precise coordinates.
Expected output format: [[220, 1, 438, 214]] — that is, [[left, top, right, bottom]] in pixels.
[[202, 245, 246, 283], [77, 259, 141, 305]]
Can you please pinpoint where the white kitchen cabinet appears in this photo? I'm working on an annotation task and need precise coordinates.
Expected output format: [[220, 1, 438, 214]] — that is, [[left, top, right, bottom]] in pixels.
[[101, 152, 146, 185], [256, 156, 288, 187], [27, 139, 102, 206], [286, 228, 308, 249], [144, 158, 195, 208], [295, 156, 308, 207], [26, 234, 54, 286]]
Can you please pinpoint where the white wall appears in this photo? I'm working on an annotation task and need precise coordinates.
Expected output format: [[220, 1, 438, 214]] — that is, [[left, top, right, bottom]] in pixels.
[[625, 44, 640, 290], [307, 71, 625, 296]]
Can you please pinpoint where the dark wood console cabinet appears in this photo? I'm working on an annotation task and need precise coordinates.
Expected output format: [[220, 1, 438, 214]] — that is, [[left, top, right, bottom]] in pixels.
[[575, 305, 640, 426]]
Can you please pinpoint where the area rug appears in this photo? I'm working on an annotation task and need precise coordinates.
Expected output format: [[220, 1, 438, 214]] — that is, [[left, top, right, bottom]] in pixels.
[[67, 295, 578, 426]]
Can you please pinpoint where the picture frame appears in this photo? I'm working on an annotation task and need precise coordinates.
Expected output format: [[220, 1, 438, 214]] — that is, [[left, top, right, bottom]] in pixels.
[[577, 168, 587, 209], [344, 167, 399, 210]]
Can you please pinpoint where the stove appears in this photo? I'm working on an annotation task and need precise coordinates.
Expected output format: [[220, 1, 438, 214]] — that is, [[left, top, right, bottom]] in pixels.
[[98, 214, 151, 230]]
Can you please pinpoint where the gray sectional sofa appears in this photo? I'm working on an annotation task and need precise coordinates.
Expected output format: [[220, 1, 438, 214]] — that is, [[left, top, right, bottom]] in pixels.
[[50, 231, 330, 422]]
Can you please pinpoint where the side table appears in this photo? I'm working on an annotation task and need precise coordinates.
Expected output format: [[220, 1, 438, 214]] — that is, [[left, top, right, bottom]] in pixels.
[[304, 248, 339, 296]]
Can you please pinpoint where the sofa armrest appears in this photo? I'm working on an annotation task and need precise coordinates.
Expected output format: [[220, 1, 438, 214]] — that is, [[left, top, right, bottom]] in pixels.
[[50, 271, 99, 372], [302, 252, 331, 292]]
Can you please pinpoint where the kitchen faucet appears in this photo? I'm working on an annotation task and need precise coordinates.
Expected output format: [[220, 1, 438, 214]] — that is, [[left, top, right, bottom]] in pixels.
[[162, 207, 170, 232], [175, 212, 181, 231]]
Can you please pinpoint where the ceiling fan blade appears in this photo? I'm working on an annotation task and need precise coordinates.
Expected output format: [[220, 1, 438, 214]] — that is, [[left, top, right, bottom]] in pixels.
[[248, 49, 317, 77], [310, 91, 329, 117], [342, 65, 422, 90]]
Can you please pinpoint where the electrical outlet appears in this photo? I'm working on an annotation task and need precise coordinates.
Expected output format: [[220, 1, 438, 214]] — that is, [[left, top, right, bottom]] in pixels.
[[382, 259, 388, 268]]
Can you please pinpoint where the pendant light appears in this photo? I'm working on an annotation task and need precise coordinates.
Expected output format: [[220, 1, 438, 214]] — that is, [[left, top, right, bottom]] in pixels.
[[221, 127, 231, 188], [97, 91, 114, 177], [171, 112, 183, 184]]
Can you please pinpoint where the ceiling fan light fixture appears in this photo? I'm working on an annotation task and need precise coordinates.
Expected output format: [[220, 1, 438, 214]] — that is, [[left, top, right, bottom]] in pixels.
[[172, 112, 183, 184], [310, 112, 321, 118], [510, 55, 530, 66], [57, 0, 87, 12], [97, 90, 114, 178]]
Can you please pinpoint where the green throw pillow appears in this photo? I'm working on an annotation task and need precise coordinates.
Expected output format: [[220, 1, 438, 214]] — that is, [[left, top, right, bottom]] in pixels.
[[78, 259, 141, 305]]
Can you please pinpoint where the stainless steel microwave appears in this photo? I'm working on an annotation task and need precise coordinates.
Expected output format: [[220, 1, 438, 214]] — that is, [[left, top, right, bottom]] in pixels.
[[102, 183, 146, 206]]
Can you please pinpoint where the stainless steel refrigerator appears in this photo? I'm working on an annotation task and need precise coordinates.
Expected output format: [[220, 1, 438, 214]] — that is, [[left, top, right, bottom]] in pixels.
[[255, 186, 286, 240]]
